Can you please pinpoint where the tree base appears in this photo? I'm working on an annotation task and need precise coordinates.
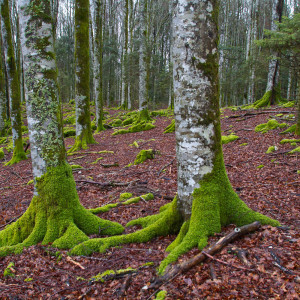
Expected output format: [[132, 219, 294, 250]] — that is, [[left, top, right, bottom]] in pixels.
[[0, 163, 123, 256], [71, 157, 280, 274], [254, 89, 281, 109], [4, 142, 27, 166], [68, 133, 96, 153]]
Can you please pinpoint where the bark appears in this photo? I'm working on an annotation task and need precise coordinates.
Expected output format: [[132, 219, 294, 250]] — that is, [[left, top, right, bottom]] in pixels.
[[0, 0, 26, 164], [71, 0, 96, 152], [0, 26, 6, 136], [94, 0, 105, 131], [138, 0, 147, 113]]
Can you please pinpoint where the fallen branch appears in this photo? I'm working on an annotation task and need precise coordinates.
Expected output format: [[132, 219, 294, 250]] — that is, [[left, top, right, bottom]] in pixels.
[[228, 246, 250, 267], [149, 221, 261, 290], [100, 162, 119, 168], [158, 158, 176, 176], [227, 111, 291, 119], [75, 179, 140, 188]]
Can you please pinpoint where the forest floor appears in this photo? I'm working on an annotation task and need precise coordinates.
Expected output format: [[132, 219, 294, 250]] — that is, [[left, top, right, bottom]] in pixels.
[[0, 104, 299, 299]]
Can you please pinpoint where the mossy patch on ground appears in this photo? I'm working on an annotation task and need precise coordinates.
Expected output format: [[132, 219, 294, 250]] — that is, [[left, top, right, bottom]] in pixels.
[[221, 134, 239, 144], [134, 149, 156, 165], [266, 146, 277, 154], [0, 147, 4, 159], [255, 119, 287, 133], [163, 119, 175, 133]]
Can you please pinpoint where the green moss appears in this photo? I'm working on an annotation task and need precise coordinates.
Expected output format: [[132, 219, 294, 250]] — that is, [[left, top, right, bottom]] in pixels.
[[253, 89, 281, 108], [24, 277, 33, 282], [0, 147, 4, 159], [266, 146, 277, 154], [134, 149, 155, 165], [122, 118, 134, 126], [68, 132, 96, 153], [4, 139, 27, 166], [280, 101, 294, 108], [27, 179, 34, 185], [221, 134, 239, 144], [257, 164, 264, 169], [240, 143, 248, 146], [3, 262, 15, 277], [129, 141, 139, 148], [91, 267, 137, 283], [163, 119, 175, 133], [63, 128, 76, 138], [89, 193, 154, 214], [0, 163, 123, 256], [90, 157, 103, 164], [288, 146, 300, 154], [280, 139, 300, 144], [155, 290, 167, 300], [150, 109, 169, 117], [255, 119, 287, 133], [281, 124, 297, 134], [63, 115, 76, 125], [70, 164, 83, 169], [111, 119, 122, 127], [119, 193, 133, 201]]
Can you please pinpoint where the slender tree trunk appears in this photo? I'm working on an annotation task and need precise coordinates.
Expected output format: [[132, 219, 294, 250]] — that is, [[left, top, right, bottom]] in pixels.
[[94, 0, 105, 131], [0, 26, 6, 136], [0, 0, 26, 164], [70, 0, 96, 152]]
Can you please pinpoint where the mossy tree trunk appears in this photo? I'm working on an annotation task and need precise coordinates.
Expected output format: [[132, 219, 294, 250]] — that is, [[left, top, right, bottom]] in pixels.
[[94, 0, 105, 132], [0, 0, 123, 257], [0, 0, 26, 164], [296, 74, 300, 135], [0, 26, 6, 136], [254, 0, 284, 108], [70, 0, 279, 274], [70, 0, 96, 152], [138, 0, 149, 121]]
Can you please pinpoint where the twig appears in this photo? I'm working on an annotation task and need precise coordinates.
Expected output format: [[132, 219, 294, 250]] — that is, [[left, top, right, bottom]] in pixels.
[[75, 179, 140, 188], [202, 251, 251, 271], [158, 158, 176, 176]]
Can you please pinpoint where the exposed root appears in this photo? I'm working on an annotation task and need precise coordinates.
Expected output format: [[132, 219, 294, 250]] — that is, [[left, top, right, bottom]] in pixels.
[[4, 141, 27, 166]]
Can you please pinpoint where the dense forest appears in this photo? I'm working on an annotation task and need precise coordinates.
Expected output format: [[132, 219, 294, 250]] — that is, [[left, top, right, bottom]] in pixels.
[[0, 0, 299, 298]]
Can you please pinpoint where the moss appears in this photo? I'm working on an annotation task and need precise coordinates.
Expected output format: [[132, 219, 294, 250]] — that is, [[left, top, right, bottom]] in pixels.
[[70, 164, 83, 169], [4, 139, 27, 166], [150, 109, 169, 117], [129, 141, 139, 148], [0, 163, 123, 256], [91, 267, 137, 283], [134, 149, 155, 165], [68, 132, 96, 153], [3, 262, 15, 277], [280, 101, 294, 108], [119, 193, 133, 201], [27, 179, 34, 185], [253, 89, 281, 108], [63, 128, 76, 138], [89, 194, 154, 214], [280, 139, 300, 144], [122, 118, 134, 126], [255, 119, 287, 133], [0, 148, 4, 159], [163, 119, 175, 133], [111, 119, 122, 127], [155, 290, 167, 300], [90, 157, 103, 164], [266, 146, 277, 154], [281, 124, 297, 134], [240, 143, 248, 146], [63, 115, 76, 125], [288, 146, 300, 154], [221, 134, 239, 144], [257, 164, 264, 169], [24, 277, 33, 282]]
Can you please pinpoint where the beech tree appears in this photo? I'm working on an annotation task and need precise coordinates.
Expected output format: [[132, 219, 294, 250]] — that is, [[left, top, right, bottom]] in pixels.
[[0, 26, 6, 137], [0, 0, 26, 165], [70, 0, 279, 273], [0, 0, 123, 256], [70, 0, 96, 151]]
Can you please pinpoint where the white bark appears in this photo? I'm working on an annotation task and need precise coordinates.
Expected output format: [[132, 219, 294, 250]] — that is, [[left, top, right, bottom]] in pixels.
[[173, 0, 218, 218], [138, 0, 147, 111], [19, 0, 63, 179]]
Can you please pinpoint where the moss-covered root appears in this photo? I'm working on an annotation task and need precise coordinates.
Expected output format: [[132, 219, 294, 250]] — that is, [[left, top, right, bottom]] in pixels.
[[68, 131, 96, 153], [0, 163, 124, 257], [134, 149, 155, 165], [163, 119, 175, 134], [4, 140, 27, 166], [70, 199, 182, 256]]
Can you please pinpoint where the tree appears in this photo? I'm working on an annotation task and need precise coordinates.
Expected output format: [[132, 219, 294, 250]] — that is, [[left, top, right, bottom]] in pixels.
[[69, 0, 96, 152], [70, 0, 279, 274], [256, 12, 300, 134], [0, 26, 6, 137], [94, 0, 105, 131], [0, 0, 123, 257], [0, 0, 26, 165], [254, 0, 285, 108]]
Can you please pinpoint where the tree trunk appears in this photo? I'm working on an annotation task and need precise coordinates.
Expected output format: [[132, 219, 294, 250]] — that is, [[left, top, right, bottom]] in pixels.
[[0, 0, 26, 164], [0, 26, 6, 137], [94, 0, 105, 131], [70, 0, 96, 152], [0, 0, 123, 257]]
